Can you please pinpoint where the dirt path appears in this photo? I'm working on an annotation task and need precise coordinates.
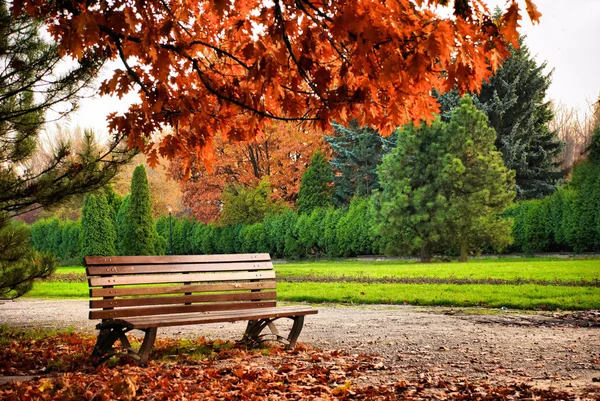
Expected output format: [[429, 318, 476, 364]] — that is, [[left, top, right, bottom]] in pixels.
[[2, 299, 599, 392]]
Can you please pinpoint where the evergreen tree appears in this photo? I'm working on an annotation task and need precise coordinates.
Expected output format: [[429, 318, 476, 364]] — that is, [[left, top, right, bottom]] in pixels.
[[116, 194, 131, 255], [442, 97, 516, 261], [326, 120, 396, 204], [0, 2, 133, 297], [296, 151, 334, 215], [80, 193, 117, 259], [437, 38, 563, 199], [0, 219, 55, 299], [374, 97, 514, 261], [374, 120, 449, 261], [103, 186, 123, 227], [219, 179, 282, 225], [122, 165, 156, 255]]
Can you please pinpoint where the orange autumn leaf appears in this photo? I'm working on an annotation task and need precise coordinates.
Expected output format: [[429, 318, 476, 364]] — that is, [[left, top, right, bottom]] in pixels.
[[169, 121, 325, 223], [500, 2, 522, 46], [13, 0, 538, 169], [524, 0, 542, 24]]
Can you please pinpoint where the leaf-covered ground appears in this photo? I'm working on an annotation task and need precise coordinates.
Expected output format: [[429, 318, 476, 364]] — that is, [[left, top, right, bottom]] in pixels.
[[1, 329, 599, 400]]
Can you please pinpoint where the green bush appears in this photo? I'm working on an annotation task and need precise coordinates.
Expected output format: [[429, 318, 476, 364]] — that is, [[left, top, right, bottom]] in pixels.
[[121, 165, 156, 256], [238, 223, 269, 253], [116, 194, 131, 255], [201, 224, 218, 254], [192, 222, 208, 255], [30, 218, 80, 264], [571, 163, 600, 252], [30, 218, 52, 254], [336, 197, 373, 257], [296, 208, 327, 257], [321, 207, 344, 257], [264, 212, 287, 258], [282, 211, 302, 259], [560, 188, 579, 251], [80, 193, 117, 260], [522, 199, 550, 254], [296, 150, 334, 215], [60, 220, 81, 264], [547, 190, 566, 249]]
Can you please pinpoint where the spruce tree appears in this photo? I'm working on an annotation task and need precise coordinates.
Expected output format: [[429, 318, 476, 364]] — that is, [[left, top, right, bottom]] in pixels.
[[80, 193, 117, 259], [326, 120, 396, 204], [122, 165, 156, 255], [296, 151, 334, 215], [437, 37, 563, 199]]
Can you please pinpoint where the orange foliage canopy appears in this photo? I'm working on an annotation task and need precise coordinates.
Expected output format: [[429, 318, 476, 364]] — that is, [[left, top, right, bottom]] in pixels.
[[13, 0, 540, 170], [170, 121, 324, 222]]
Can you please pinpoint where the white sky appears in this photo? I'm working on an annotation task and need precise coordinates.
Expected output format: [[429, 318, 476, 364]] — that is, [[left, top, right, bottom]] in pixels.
[[60, 0, 600, 136]]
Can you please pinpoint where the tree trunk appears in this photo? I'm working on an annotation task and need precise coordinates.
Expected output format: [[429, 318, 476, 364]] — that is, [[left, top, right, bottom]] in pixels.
[[420, 244, 432, 263], [459, 240, 468, 262]]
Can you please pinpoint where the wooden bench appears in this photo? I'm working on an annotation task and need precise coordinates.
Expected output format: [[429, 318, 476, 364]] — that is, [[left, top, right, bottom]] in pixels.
[[85, 253, 317, 364]]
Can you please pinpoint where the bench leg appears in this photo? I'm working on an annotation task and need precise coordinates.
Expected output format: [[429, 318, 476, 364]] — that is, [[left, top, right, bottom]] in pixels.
[[242, 316, 305, 349], [138, 328, 157, 365], [287, 316, 304, 349], [92, 325, 157, 365]]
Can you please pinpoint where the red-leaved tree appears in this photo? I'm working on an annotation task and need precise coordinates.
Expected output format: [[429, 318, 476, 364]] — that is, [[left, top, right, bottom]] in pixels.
[[13, 0, 541, 169], [170, 121, 324, 222]]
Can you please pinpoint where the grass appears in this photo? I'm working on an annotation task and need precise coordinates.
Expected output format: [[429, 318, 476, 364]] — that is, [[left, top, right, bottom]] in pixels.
[[277, 282, 600, 310], [30, 258, 600, 310], [56, 266, 86, 274], [277, 258, 600, 282], [55, 258, 600, 282], [23, 280, 600, 310]]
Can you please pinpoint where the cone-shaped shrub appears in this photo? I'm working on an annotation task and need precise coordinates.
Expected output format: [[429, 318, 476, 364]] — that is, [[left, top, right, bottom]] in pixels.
[[80, 193, 117, 259], [296, 151, 333, 215], [121, 165, 156, 255]]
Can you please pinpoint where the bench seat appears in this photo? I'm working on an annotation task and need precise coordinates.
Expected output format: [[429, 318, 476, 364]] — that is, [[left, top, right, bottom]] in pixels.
[[85, 253, 317, 364], [100, 306, 318, 330]]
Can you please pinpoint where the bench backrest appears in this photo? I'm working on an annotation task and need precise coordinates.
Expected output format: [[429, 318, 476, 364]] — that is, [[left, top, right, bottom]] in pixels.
[[85, 254, 276, 320]]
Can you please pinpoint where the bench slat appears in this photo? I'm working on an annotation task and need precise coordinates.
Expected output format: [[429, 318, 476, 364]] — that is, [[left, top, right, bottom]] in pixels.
[[112, 306, 319, 329], [90, 291, 277, 308], [87, 261, 273, 276], [85, 253, 271, 266], [89, 271, 276, 287], [90, 301, 278, 320], [89, 281, 277, 298]]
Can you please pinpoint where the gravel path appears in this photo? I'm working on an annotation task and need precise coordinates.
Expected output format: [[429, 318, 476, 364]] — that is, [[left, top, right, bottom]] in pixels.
[[2, 299, 599, 391]]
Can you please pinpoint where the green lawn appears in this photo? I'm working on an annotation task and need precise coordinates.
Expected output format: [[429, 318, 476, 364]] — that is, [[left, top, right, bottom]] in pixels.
[[56, 258, 600, 282], [278, 282, 600, 310], [277, 258, 600, 282], [25, 280, 600, 310], [36, 258, 600, 310]]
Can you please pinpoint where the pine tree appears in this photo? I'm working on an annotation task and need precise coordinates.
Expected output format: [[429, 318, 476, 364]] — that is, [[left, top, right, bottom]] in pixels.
[[121, 165, 156, 255], [374, 120, 449, 261], [437, 37, 563, 200], [0, 218, 55, 299], [80, 193, 117, 259], [326, 120, 396, 204], [374, 97, 515, 261], [442, 97, 516, 261], [296, 151, 334, 215], [0, 2, 132, 297]]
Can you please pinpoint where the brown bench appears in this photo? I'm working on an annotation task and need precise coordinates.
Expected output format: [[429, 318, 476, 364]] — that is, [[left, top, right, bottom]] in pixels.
[[85, 253, 317, 364]]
